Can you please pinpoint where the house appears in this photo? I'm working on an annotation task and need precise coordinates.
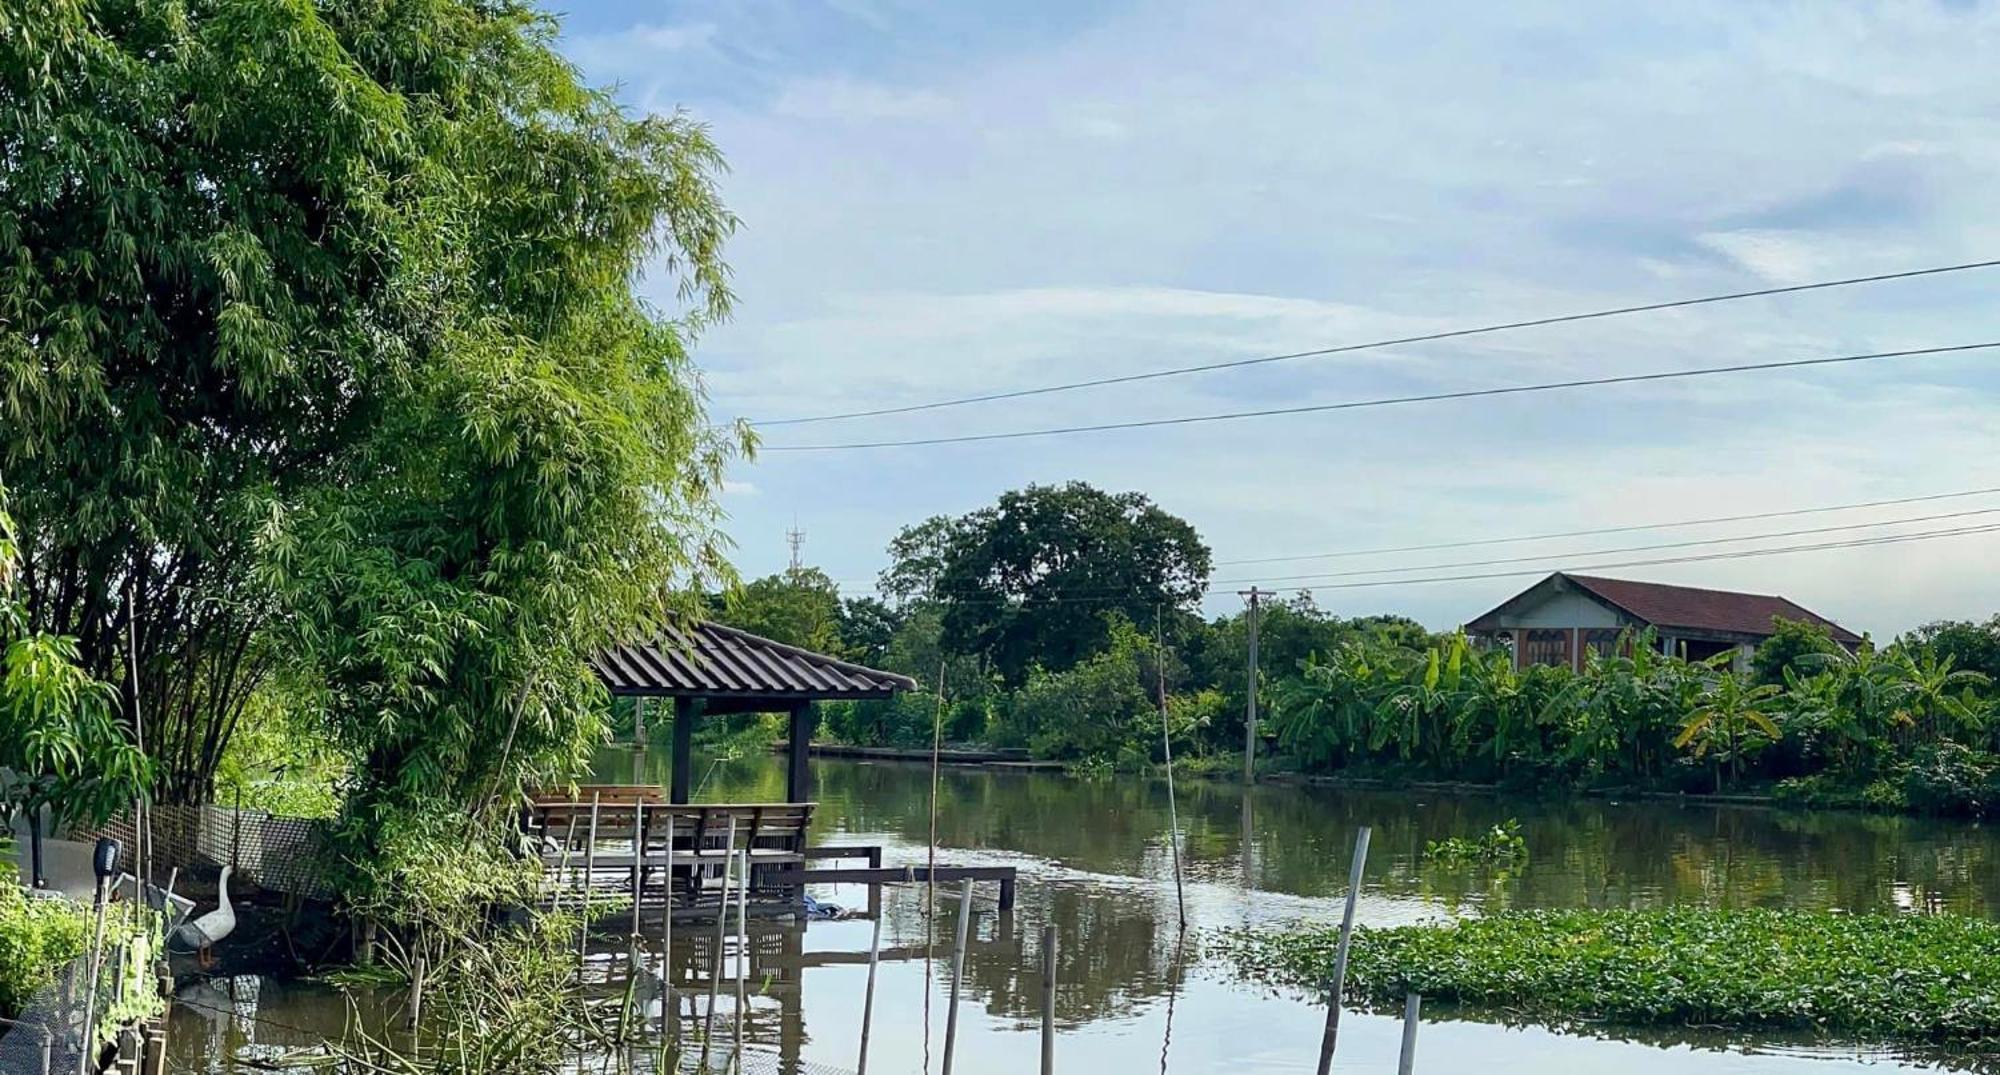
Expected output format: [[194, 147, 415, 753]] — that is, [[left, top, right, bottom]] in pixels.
[[1465, 572, 1862, 671]]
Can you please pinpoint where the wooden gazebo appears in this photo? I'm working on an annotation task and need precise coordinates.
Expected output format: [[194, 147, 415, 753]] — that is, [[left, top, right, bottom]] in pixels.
[[527, 623, 1012, 922], [590, 621, 917, 804]]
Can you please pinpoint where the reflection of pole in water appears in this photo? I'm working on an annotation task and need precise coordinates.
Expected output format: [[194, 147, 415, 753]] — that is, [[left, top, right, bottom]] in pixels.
[[1239, 787, 1255, 893], [1159, 929, 1188, 1075], [1039, 924, 1057, 1075], [857, 910, 883, 1074]]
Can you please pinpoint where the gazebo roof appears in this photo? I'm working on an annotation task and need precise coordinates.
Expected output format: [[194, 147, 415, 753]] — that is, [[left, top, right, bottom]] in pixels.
[[593, 620, 916, 707]]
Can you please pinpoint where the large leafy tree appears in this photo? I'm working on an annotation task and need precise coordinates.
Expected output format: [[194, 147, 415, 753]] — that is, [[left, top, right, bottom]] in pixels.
[[3, 0, 742, 895], [881, 482, 1211, 684]]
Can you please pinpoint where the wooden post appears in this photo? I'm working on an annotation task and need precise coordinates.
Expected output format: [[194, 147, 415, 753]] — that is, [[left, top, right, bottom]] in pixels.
[[579, 793, 600, 965], [1039, 925, 1057, 1075], [1315, 826, 1371, 1075], [734, 843, 749, 1058], [630, 801, 646, 935], [1398, 993, 1422, 1075], [703, 817, 736, 1062], [671, 698, 697, 805], [659, 809, 674, 1031], [941, 878, 974, 1075], [408, 956, 426, 1029], [786, 701, 815, 804], [857, 909, 883, 1075]]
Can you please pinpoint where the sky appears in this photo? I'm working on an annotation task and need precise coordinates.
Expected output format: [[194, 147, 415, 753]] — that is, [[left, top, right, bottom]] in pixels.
[[553, 0, 2000, 638]]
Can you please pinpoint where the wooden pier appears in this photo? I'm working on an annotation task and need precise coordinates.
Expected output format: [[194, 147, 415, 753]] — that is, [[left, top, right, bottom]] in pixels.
[[524, 786, 1017, 922]]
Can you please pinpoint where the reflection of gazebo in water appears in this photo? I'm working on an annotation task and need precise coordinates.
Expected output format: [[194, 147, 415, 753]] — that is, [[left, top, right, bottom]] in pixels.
[[528, 621, 1012, 919]]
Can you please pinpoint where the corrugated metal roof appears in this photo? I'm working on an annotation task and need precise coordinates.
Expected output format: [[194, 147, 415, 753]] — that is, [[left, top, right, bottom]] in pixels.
[[1563, 573, 1862, 644], [593, 621, 917, 699]]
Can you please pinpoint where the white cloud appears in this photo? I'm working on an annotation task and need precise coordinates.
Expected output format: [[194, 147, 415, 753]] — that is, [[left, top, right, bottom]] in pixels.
[[770, 78, 951, 121], [568, 0, 2000, 634], [722, 480, 760, 497]]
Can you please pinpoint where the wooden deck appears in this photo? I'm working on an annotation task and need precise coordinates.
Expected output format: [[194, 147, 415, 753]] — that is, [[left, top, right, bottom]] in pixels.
[[523, 786, 1018, 922]]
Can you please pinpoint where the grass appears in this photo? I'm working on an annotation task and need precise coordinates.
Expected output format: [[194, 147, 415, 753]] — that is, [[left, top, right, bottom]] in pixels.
[[1217, 908, 2000, 1045]]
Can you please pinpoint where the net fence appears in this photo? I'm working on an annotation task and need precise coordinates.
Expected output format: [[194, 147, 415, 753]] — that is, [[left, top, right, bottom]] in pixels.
[[72, 804, 334, 900]]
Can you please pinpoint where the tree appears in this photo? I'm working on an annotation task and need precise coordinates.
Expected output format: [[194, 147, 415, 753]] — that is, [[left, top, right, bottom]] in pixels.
[[1901, 617, 2000, 687], [1752, 617, 1843, 686], [719, 569, 844, 654], [882, 483, 1211, 684], [837, 597, 904, 668], [3, 1, 741, 821]]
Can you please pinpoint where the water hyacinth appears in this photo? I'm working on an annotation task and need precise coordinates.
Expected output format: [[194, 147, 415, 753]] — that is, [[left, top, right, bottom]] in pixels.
[[1220, 908, 2000, 1044]]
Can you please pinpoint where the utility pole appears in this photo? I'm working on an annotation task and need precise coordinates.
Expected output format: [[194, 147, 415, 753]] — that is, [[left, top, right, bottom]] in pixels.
[[1239, 587, 1268, 784]]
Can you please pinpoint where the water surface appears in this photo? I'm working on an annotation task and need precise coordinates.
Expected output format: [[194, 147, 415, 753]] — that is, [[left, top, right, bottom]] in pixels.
[[170, 751, 2000, 1073]]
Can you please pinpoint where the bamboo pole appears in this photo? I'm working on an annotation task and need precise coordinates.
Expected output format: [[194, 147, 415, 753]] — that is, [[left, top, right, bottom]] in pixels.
[[1155, 614, 1185, 931], [857, 909, 883, 1075], [940, 878, 974, 1075], [659, 808, 674, 1037], [734, 844, 748, 1061], [1315, 826, 1371, 1075], [1398, 993, 1422, 1075], [702, 817, 736, 1066], [579, 793, 600, 965], [1039, 925, 1057, 1075], [408, 957, 426, 1029]]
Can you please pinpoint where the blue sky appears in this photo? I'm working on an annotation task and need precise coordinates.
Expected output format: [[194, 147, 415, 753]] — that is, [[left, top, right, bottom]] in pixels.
[[554, 0, 2000, 637]]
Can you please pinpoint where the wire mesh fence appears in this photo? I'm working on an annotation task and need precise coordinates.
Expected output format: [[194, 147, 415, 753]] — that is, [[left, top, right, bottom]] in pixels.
[[72, 803, 334, 900]]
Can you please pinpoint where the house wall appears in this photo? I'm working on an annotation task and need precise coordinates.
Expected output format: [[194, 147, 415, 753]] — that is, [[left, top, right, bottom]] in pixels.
[[1489, 590, 1630, 629]]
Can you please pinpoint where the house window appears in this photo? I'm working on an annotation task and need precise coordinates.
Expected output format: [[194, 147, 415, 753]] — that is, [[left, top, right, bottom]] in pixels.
[[1520, 629, 1570, 668], [1580, 628, 1625, 662]]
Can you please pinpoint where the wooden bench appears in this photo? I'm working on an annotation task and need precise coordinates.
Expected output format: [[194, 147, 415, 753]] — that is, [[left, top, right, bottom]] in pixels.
[[524, 798, 817, 910]]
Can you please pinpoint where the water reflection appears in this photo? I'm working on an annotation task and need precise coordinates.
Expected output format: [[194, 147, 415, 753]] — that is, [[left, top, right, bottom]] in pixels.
[[168, 753, 2000, 1073]]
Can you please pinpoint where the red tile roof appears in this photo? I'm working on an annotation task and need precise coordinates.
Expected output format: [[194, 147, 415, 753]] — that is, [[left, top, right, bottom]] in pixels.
[[1562, 574, 1861, 644], [594, 621, 917, 699]]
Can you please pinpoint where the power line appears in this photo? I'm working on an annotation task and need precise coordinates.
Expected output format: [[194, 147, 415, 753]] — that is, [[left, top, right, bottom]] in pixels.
[[824, 484, 2000, 585], [1213, 485, 2000, 566], [762, 341, 2000, 451], [1294, 519, 2000, 592], [751, 258, 2000, 427], [836, 520, 2000, 604], [1206, 506, 2000, 586]]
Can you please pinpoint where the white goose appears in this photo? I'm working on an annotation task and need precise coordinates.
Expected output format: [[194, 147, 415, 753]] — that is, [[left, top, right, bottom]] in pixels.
[[168, 865, 237, 969]]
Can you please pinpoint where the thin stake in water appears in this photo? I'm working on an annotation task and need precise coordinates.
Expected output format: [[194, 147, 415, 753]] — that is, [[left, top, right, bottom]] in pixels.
[[857, 908, 883, 1074], [1156, 613, 1186, 931], [940, 879, 974, 1075], [1315, 825, 1371, 1075], [702, 816, 736, 1067], [1398, 993, 1422, 1075]]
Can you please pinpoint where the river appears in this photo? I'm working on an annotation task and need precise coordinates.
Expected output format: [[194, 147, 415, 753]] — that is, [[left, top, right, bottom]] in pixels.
[[169, 752, 2000, 1073]]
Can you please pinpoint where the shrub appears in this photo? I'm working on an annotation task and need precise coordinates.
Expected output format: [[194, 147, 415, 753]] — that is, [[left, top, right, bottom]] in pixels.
[[0, 873, 90, 1017], [1898, 742, 1998, 817]]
